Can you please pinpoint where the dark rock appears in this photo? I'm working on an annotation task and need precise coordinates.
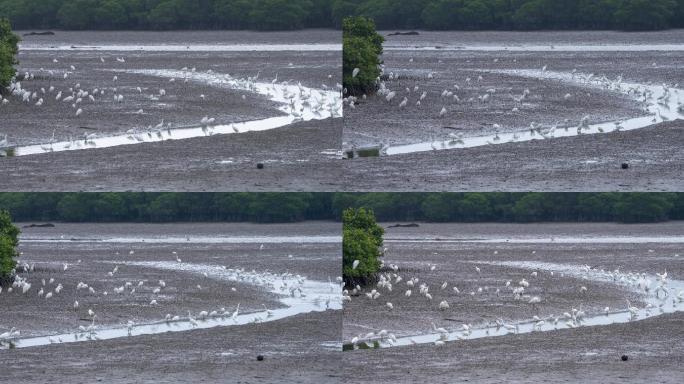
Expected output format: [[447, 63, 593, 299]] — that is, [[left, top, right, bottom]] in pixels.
[[23, 31, 55, 36], [388, 31, 420, 36], [621, 163, 629, 169], [257, 163, 264, 169], [621, 355, 629, 361], [388, 223, 420, 228], [257, 355, 264, 361], [22, 223, 55, 228]]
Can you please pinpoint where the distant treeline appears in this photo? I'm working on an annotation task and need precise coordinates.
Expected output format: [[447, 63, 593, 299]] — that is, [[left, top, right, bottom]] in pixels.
[[2, 0, 684, 31], [0, 193, 335, 223], [0, 0, 334, 30], [337, 0, 684, 31], [0, 193, 682, 224], [335, 193, 684, 224]]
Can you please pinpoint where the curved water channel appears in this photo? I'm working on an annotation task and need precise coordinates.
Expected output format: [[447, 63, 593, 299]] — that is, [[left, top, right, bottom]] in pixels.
[[384, 44, 684, 52], [384, 69, 683, 156], [3, 261, 342, 349], [9, 68, 342, 157], [19, 234, 341, 244], [18, 44, 341, 52], [384, 235, 684, 244], [346, 261, 683, 350]]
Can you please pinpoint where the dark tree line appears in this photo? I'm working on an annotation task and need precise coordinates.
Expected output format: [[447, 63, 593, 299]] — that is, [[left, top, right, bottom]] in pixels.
[[334, 0, 684, 31], [0, 193, 335, 223], [0, 193, 683, 224], [331, 193, 684, 224], [2, 0, 683, 31], [0, 0, 333, 30]]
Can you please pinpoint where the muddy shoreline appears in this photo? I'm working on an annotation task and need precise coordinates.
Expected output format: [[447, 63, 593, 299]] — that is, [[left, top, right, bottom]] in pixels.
[[0, 222, 341, 383], [342, 222, 684, 383], [343, 31, 684, 191], [343, 120, 684, 191], [1, 31, 342, 191], [1, 119, 343, 191]]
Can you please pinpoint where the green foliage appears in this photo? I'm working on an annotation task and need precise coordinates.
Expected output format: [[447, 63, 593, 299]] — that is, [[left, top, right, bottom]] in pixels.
[[143, 0, 218, 30], [614, 0, 676, 30], [343, 36, 379, 95], [0, 193, 682, 225], [334, 0, 684, 30], [0, 17, 18, 89], [0, 210, 19, 283], [147, 1, 181, 30], [0, 236, 16, 282], [576, 0, 619, 29], [344, 15, 383, 54], [93, 0, 130, 29], [331, 0, 360, 27], [56, 0, 94, 29], [511, 0, 547, 30], [343, 206, 384, 246], [613, 193, 676, 223], [248, 0, 313, 30], [1, 0, 684, 30], [0, 193, 333, 223], [304, 0, 334, 28], [421, 193, 492, 222], [342, 208, 384, 284], [332, 193, 683, 224], [0, 0, 61, 28], [0, 0, 333, 30], [422, 0, 494, 30], [213, 0, 253, 29], [245, 193, 311, 222], [343, 16, 384, 96], [343, 227, 381, 281], [56, 193, 132, 222], [0, 209, 19, 246], [576, 193, 619, 220]]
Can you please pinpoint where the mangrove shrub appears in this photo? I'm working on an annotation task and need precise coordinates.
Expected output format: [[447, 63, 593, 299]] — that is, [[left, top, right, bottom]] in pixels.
[[0, 17, 18, 90], [342, 207, 384, 285], [343, 16, 384, 96], [0, 210, 19, 284]]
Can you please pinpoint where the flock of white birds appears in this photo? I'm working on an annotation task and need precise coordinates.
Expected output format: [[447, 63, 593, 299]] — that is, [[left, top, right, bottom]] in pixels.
[[0, 54, 340, 155], [0, 246, 304, 349], [0, 56, 202, 151], [344, 253, 683, 348], [345, 61, 560, 122], [344, 57, 684, 153]]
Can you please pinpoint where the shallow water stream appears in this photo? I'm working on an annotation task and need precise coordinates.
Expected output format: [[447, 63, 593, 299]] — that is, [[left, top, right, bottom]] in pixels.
[[10, 69, 342, 156], [348, 261, 682, 350], [385, 70, 683, 156], [6, 261, 341, 349]]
